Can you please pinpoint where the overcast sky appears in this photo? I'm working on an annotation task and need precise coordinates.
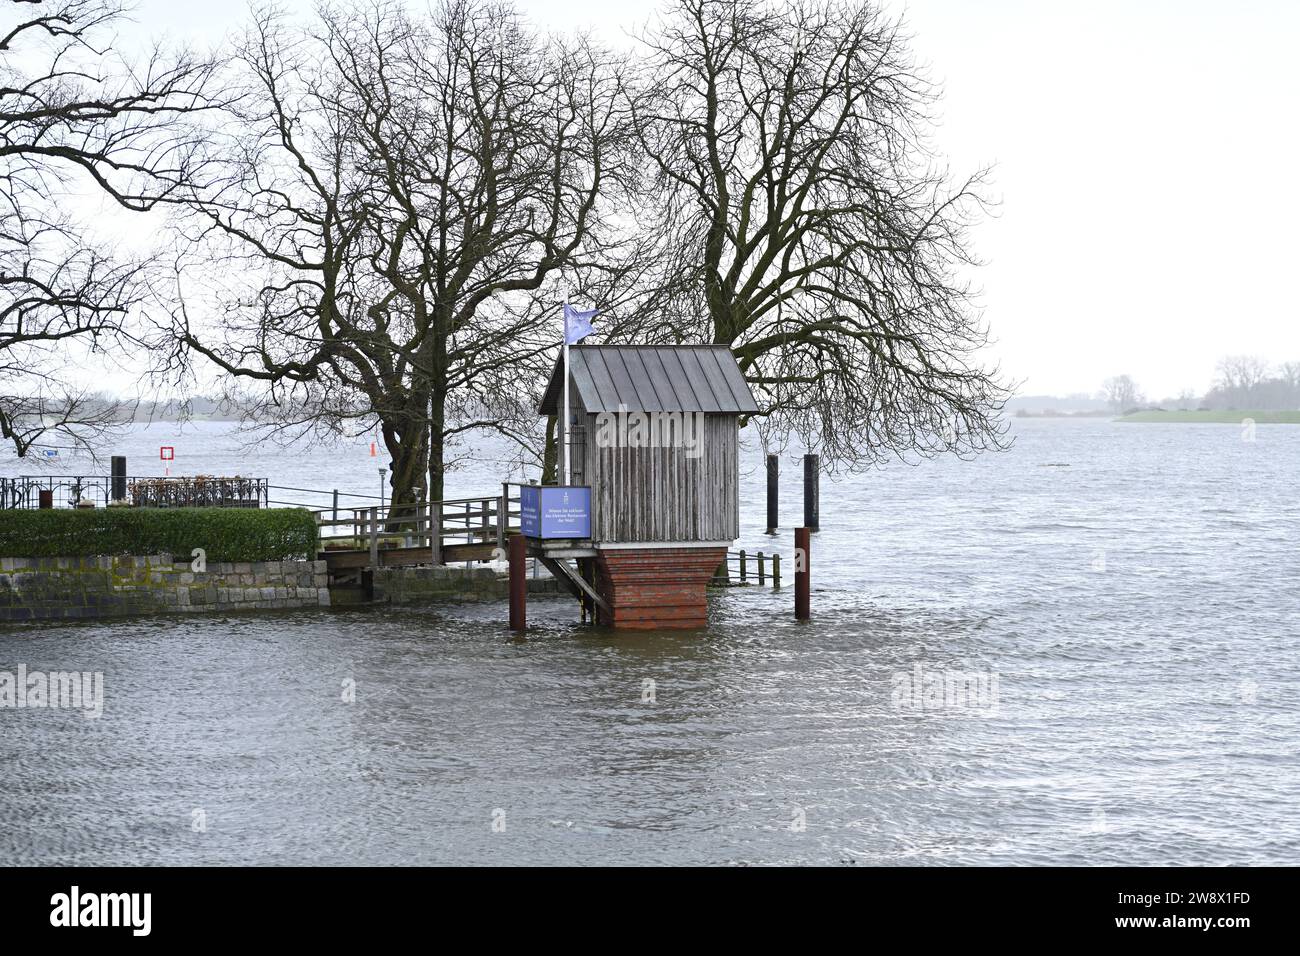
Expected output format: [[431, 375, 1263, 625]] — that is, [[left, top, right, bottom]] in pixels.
[[117, 0, 1300, 399]]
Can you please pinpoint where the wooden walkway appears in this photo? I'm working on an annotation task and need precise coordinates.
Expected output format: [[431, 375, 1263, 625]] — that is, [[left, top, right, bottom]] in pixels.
[[315, 488, 518, 580]]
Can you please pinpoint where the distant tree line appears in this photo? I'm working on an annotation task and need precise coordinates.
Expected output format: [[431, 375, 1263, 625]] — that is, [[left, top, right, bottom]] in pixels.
[[1202, 356, 1300, 411], [2, 0, 1008, 504], [1102, 356, 1300, 413]]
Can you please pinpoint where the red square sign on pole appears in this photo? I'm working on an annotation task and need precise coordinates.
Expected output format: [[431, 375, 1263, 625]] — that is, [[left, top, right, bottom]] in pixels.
[[160, 446, 174, 461]]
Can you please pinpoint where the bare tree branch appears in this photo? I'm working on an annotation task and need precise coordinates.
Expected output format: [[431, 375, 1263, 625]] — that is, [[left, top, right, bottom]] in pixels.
[[625, 0, 1009, 467], [1, 0, 222, 457]]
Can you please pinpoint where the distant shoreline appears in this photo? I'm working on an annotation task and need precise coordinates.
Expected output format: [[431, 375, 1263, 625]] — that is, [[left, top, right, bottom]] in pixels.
[[1117, 409, 1300, 423], [1011, 410, 1112, 419]]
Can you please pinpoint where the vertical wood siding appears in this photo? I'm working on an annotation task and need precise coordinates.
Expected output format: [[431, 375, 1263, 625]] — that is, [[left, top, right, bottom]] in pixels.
[[583, 413, 739, 543]]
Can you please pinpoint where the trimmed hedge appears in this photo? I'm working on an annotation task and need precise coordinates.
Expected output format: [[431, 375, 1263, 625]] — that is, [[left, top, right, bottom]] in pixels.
[[0, 507, 319, 562]]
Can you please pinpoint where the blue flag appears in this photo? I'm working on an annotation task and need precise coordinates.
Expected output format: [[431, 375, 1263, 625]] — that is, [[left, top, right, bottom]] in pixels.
[[563, 302, 598, 344]]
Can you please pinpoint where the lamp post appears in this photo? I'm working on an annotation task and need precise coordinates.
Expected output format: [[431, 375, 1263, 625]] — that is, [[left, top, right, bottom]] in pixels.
[[378, 468, 387, 513]]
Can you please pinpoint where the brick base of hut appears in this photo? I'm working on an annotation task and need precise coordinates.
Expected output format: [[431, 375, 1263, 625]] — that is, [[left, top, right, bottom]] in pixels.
[[593, 545, 726, 630]]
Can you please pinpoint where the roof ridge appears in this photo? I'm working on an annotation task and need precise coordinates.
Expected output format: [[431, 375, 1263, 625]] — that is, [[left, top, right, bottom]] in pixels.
[[572, 343, 729, 348], [538, 343, 759, 415]]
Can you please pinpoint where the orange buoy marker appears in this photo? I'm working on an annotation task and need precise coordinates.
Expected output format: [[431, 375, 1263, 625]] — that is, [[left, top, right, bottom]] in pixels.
[[369, 442, 377, 457]]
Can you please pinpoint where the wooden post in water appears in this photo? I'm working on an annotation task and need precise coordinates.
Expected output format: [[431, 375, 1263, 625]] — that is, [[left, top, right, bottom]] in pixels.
[[795, 527, 810, 620], [757, 551, 766, 585], [508, 534, 527, 632], [766, 454, 778, 534], [739, 549, 747, 583], [332, 489, 339, 526], [802, 454, 820, 532], [772, 552, 781, 589], [578, 557, 596, 623]]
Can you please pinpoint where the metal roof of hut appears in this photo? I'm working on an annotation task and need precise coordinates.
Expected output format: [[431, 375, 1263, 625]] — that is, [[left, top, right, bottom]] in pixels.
[[538, 345, 760, 415]]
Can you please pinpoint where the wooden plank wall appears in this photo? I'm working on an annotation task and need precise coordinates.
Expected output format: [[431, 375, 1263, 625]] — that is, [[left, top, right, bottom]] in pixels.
[[570, 393, 588, 487], [583, 412, 739, 543]]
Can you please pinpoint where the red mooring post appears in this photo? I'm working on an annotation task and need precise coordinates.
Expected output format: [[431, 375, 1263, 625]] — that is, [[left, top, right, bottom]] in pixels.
[[794, 526, 811, 620], [508, 533, 527, 632]]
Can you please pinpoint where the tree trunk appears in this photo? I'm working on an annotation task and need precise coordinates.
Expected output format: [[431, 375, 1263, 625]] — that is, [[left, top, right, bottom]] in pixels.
[[385, 421, 428, 532], [428, 397, 447, 504], [389, 435, 428, 500]]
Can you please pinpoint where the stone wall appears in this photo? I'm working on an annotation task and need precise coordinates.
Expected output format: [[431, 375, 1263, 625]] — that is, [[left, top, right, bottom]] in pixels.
[[371, 566, 563, 605], [0, 555, 330, 622], [372, 565, 502, 604]]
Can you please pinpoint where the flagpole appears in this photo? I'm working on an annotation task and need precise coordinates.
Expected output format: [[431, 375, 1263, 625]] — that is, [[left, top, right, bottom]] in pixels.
[[562, 300, 570, 485]]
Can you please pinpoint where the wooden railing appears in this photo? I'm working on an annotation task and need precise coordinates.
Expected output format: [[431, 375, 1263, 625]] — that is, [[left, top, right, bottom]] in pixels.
[[313, 484, 521, 566], [712, 548, 783, 588]]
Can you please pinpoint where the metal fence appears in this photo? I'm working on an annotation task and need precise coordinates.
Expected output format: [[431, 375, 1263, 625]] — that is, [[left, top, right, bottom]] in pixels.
[[128, 477, 266, 508], [0, 475, 268, 510]]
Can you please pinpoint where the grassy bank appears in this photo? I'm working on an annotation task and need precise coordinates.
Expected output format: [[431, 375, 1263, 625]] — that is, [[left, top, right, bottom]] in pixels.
[[1117, 410, 1300, 424]]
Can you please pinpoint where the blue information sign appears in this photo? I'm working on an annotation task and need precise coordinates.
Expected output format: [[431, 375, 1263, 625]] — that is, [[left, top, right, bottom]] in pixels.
[[520, 485, 591, 539]]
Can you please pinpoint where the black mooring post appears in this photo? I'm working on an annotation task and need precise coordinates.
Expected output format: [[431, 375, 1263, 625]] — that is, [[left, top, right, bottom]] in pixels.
[[508, 534, 527, 632], [110, 456, 126, 502], [766, 453, 778, 534], [803, 453, 820, 532], [795, 527, 811, 620]]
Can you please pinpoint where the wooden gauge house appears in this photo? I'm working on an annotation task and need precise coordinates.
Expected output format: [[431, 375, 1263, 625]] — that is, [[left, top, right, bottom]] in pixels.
[[537, 345, 759, 629]]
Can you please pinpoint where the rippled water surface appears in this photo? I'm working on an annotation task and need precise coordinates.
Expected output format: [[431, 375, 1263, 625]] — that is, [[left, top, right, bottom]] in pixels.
[[2, 419, 1298, 865]]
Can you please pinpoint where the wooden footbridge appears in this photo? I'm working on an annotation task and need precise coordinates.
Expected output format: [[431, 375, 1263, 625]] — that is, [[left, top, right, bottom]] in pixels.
[[293, 482, 618, 611], [296, 483, 522, 577]]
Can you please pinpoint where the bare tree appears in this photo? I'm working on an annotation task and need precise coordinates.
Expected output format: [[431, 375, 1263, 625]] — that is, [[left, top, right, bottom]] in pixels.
[[1278, 361, 1300, 393], [1213, 355, 1269, 409], [625, 0, 1007, 466], [1102, 374, 1142, 413], [158, 0, 633, 505], [0, 0, 218, 457]]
